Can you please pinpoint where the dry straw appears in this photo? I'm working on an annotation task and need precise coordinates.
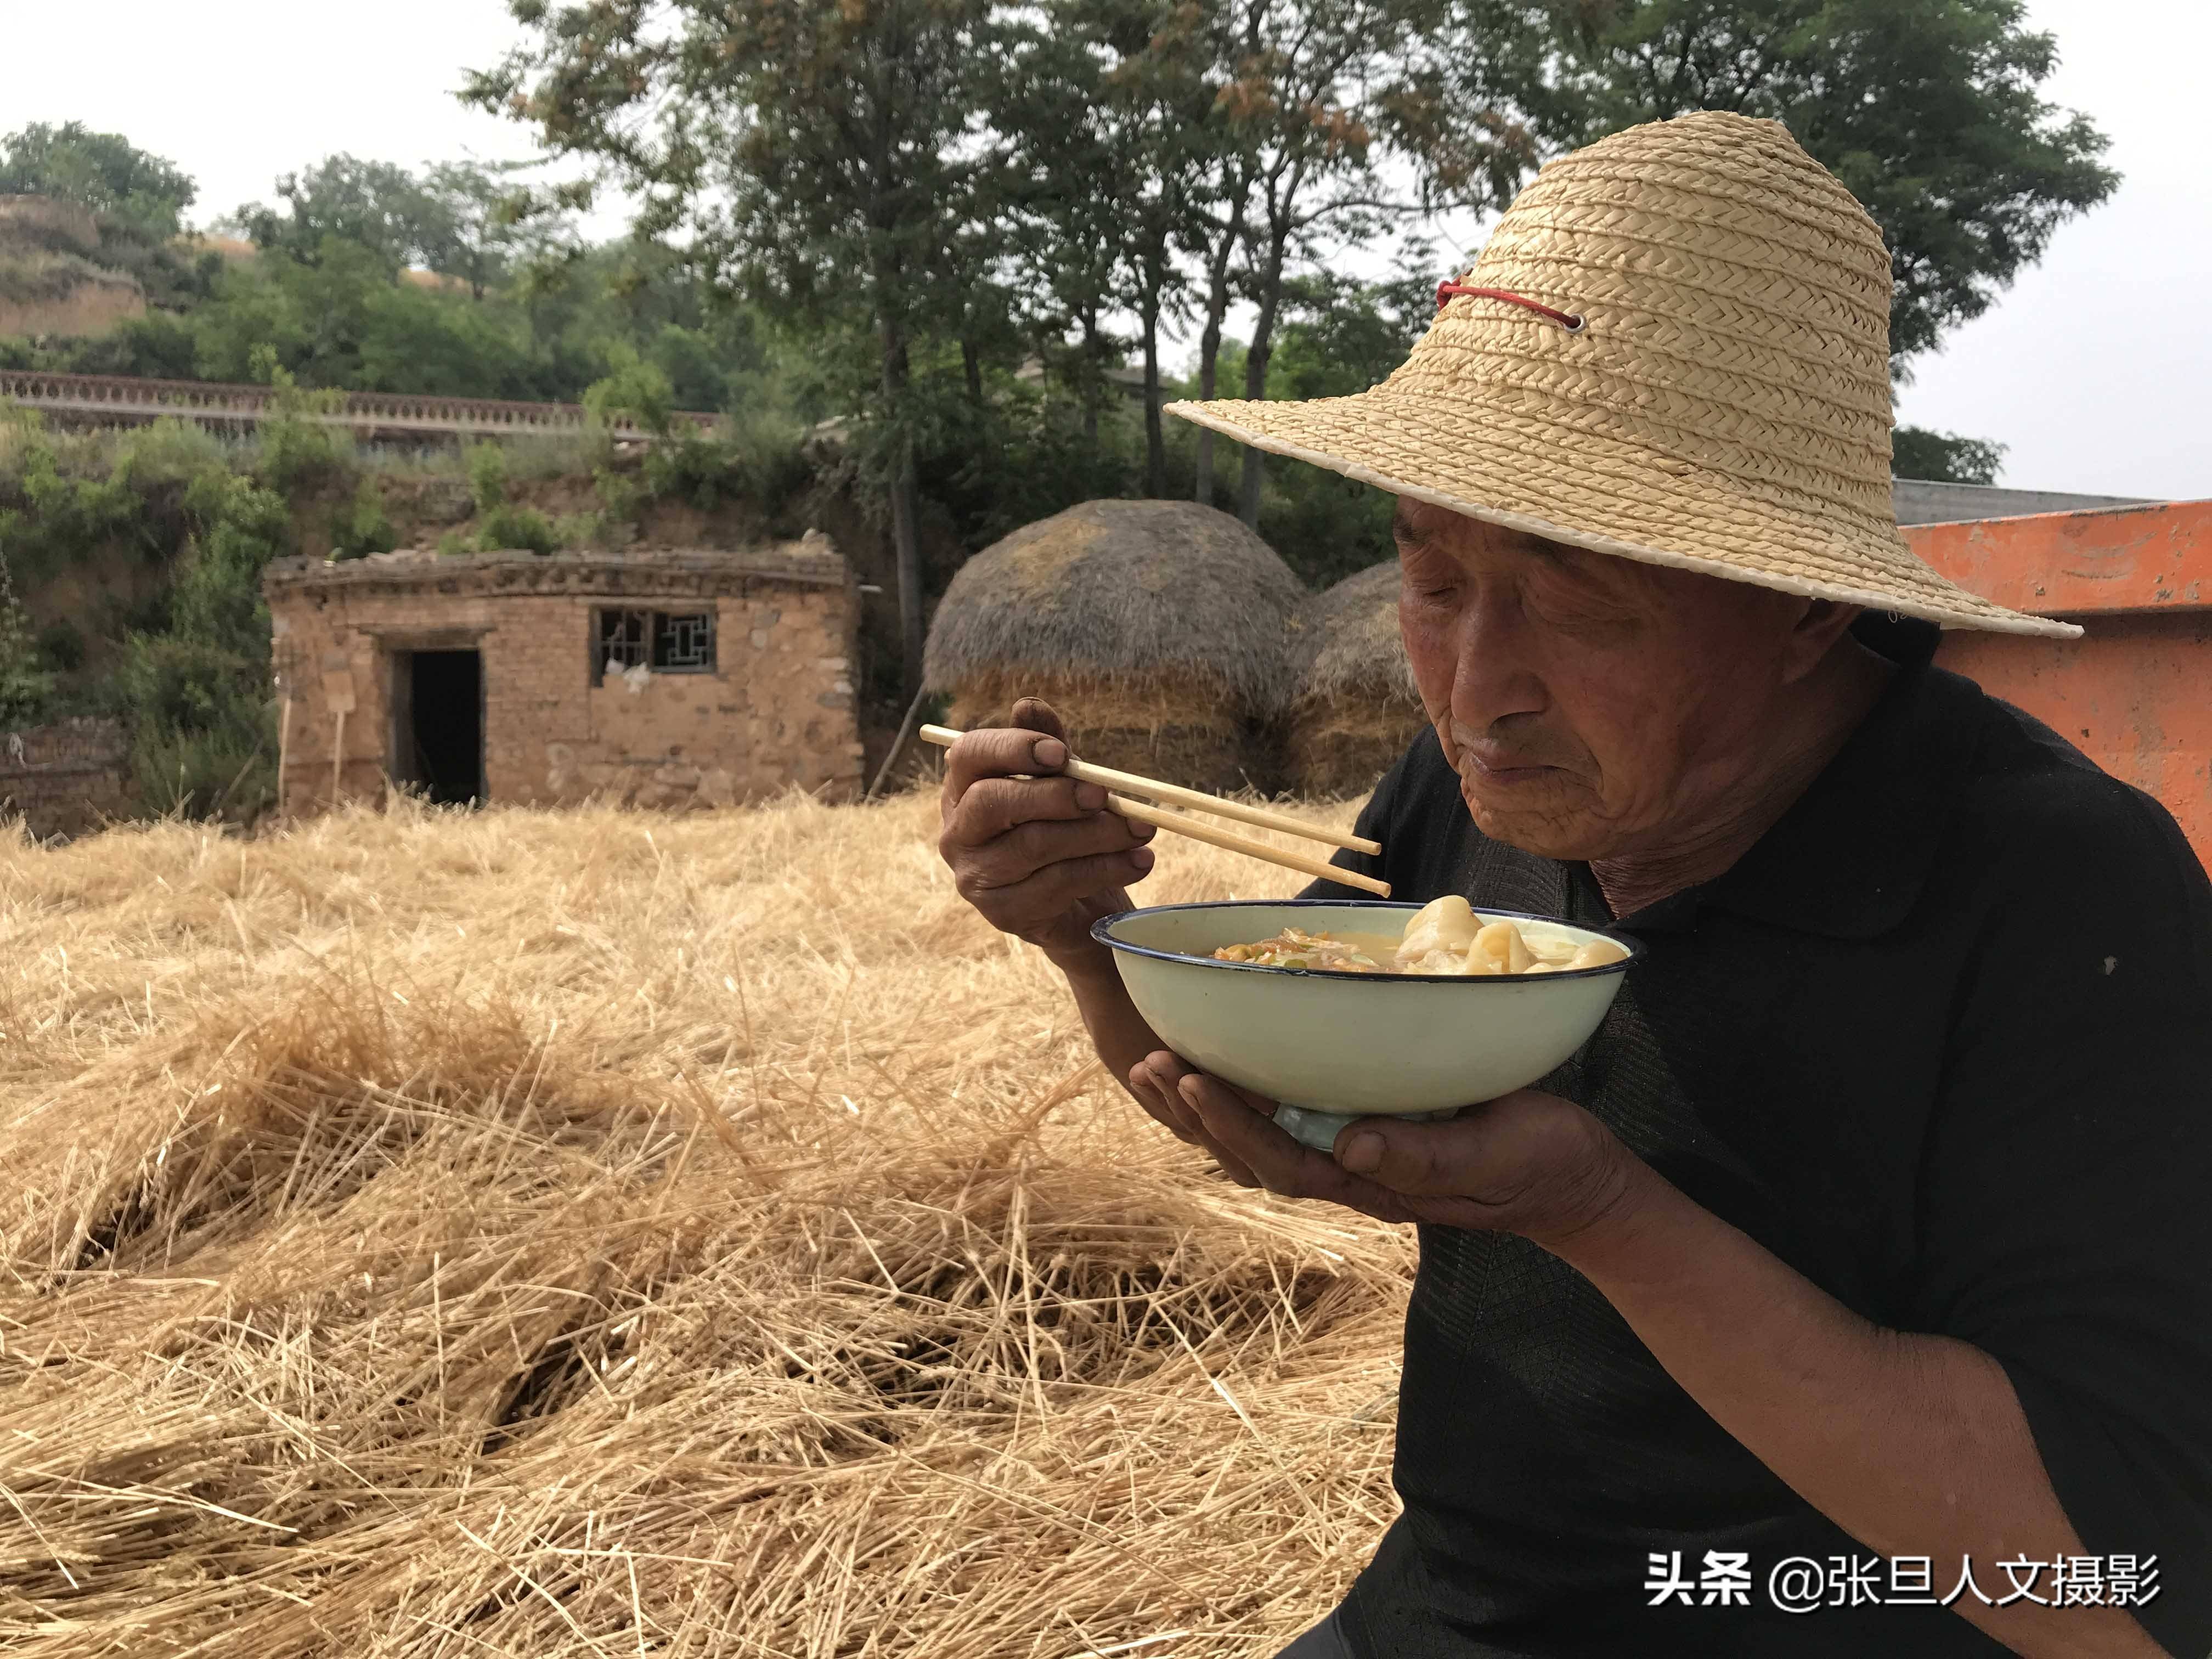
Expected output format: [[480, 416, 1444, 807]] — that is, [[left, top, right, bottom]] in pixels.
[[1169, 111, 2080, 641], [0, 788, 1409, 1655]]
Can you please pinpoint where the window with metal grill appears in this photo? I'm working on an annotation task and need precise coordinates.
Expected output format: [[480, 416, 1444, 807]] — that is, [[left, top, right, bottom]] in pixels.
[[591, 608, 716, 683]]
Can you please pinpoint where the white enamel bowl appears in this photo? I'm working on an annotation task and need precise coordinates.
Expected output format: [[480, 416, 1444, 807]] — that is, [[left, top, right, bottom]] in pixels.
[[1093, 900, 1639, 1150]]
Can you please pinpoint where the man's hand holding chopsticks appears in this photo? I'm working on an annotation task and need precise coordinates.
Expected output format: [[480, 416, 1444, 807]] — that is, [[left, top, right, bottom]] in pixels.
[[936, 697, 1158, 965]]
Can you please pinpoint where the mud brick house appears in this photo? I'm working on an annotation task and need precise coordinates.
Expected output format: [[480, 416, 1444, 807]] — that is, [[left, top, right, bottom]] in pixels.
[[261, 537, 864, 817]]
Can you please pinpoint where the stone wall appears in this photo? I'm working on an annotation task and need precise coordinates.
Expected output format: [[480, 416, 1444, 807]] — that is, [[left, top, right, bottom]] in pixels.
[[0, 716, 132, 839], [263, 540, 864, 817]]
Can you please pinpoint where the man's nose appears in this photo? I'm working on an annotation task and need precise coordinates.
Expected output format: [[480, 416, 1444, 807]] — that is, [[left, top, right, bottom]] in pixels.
[[1448, 590, 1548, 732]]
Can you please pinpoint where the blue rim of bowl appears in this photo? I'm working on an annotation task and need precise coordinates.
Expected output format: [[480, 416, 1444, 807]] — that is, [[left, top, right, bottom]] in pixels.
[[1091, 898, 1645, 983]]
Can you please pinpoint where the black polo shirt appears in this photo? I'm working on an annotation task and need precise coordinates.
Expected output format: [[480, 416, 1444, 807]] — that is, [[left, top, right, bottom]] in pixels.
[[1303, 617, 2212, 1657]]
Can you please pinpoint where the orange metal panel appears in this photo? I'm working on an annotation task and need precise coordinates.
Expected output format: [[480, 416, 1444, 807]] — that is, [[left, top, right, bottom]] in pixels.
[[1931, 616, 2212, 861], [1905, 502, 2212, 869], [1908, 499, 2212, 616]]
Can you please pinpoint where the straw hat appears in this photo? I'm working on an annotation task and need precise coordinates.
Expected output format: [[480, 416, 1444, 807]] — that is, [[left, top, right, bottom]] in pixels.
[[1166, 110, 2079, 640]]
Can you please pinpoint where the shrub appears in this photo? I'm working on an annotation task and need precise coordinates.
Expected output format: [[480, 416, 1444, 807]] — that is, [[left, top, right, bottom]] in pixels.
[[0, 594, 55, 726], [583, 344, 675, 438], [249, 347, 351, 495], [110, 417, 229, 491], [465, 440, 510, 512], [436, 528, 471, 558], [593, 462, 646, 528], [116, 632, 257, 737], [0, 422, 142, 582], [128, 715, 275, 826], [35, 618, 85, 671], [171, 470, 290, 653], [622, 411, 813, 524], [329, 477, 399, 561], [476, 501, 558, 556], [552, 509, 620, 550]]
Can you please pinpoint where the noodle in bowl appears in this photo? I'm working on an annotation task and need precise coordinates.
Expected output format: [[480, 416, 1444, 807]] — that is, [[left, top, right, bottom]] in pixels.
[[1093, 899, 1640, 1149]]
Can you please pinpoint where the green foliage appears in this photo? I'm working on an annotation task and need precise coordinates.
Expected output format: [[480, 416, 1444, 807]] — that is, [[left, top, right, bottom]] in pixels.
[[551, 509, 620, 550], [0, 121, 197, 241], [1478, 0, 2118, 366], [415, 160, 540, 299], [35, 618, 86, 672], [475, 501, 560, 556], [1893, 426, 2006, 485], [111, 417, 231, 491], [330, 477, 400, 560], [583, 344, 674, 438], [0, 422, 143, 583], [117, 632, 258, 737], [436, 529, 472, 558], [235, 154, 448, 279], [107, 463, 292, 821], [593, 464, 646, 528], [0, 589, 56, 726], [639, 421, 791, 516], [1267, 269, 1440, 400], [0, 250, 117, 305], [248, 349, 352, 494], [170, 469, 290, 651], [465, 441, 510, 512], [126, 699, 276, 825]]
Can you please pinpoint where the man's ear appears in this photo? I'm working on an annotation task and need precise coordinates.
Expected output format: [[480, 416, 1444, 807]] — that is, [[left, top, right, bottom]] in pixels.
[[1782, 600, 1863, 684]]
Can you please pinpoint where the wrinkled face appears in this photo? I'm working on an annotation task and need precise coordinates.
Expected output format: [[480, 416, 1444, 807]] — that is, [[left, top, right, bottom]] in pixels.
[[1394, 498, 1823, 862]]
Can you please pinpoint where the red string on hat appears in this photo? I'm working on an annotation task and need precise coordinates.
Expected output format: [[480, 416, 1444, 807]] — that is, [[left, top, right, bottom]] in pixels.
[[1436, 281, 1584, 333]]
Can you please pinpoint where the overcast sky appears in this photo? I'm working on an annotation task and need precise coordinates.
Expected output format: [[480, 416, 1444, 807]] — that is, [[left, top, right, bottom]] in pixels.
[[8, 0, 2207, 500]]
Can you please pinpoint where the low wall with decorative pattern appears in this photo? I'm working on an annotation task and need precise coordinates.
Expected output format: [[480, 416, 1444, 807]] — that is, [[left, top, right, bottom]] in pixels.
[[0, 716, 132, 839], [0, 369, 718, 445]]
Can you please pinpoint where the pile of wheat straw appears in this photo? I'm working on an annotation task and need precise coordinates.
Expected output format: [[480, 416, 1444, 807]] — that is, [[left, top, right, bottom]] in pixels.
[[0, 787, 1412, 1657]]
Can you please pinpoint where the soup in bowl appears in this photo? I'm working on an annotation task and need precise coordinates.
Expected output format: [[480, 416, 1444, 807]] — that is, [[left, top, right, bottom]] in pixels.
[[1092, 898, 1639, 1150]]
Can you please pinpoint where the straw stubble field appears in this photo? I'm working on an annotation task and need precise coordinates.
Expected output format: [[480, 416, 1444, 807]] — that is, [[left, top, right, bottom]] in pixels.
[[0, 787, 1412, 1656]]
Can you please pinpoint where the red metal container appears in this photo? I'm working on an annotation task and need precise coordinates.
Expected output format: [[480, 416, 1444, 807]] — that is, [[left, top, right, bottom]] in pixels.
[[1907, 500, 2212, 865]]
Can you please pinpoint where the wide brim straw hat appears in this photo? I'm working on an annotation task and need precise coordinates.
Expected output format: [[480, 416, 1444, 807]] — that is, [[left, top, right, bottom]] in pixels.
[[1167, 110, 2079, 640]]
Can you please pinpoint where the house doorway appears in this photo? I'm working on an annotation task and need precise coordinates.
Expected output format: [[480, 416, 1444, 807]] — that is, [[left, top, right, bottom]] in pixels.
[[391, 649, 484, 805]]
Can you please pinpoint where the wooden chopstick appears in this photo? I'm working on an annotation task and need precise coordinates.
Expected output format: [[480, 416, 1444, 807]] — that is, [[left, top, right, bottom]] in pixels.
[[1104, 794, 1392, 898], [918, 724, 1390, 898], [918, 724, 1381, 857]]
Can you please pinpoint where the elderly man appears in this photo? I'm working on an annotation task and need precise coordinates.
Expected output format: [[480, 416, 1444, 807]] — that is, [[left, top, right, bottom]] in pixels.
[[936, 113, 2212, 1658]]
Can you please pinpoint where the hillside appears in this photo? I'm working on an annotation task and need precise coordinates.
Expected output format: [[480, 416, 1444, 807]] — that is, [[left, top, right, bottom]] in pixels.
[[0, 786, 1404, 1654], [0, 195, 145, 339]]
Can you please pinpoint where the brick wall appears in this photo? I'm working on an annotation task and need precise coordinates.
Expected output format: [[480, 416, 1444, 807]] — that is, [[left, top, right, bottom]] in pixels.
[[0, 716, 131, 839], [263, 541, 863, 817]]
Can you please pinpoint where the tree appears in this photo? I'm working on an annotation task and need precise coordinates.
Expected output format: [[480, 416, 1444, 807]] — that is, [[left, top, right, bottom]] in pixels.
[[235, 155, 456, 280], [1000, 29, 1135, 448], [1195, 0, 1545, 524], [1474, 0, 2119, 366], [415, 160, 537, 300], [1208, 0, 1418, 524], [1266, 266, 1440, 399], [1008, 0, 1230, 494], [0, 122, 197, 241], [1187, 142, 1256, 505], [1892, 426, 2004, 485], [470, 0, 1012, 702]]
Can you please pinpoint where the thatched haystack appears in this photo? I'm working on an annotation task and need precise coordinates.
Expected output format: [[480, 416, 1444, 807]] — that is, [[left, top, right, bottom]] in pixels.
[[924, 499, 1306, 791], [1281, 561, 1432, 798]]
